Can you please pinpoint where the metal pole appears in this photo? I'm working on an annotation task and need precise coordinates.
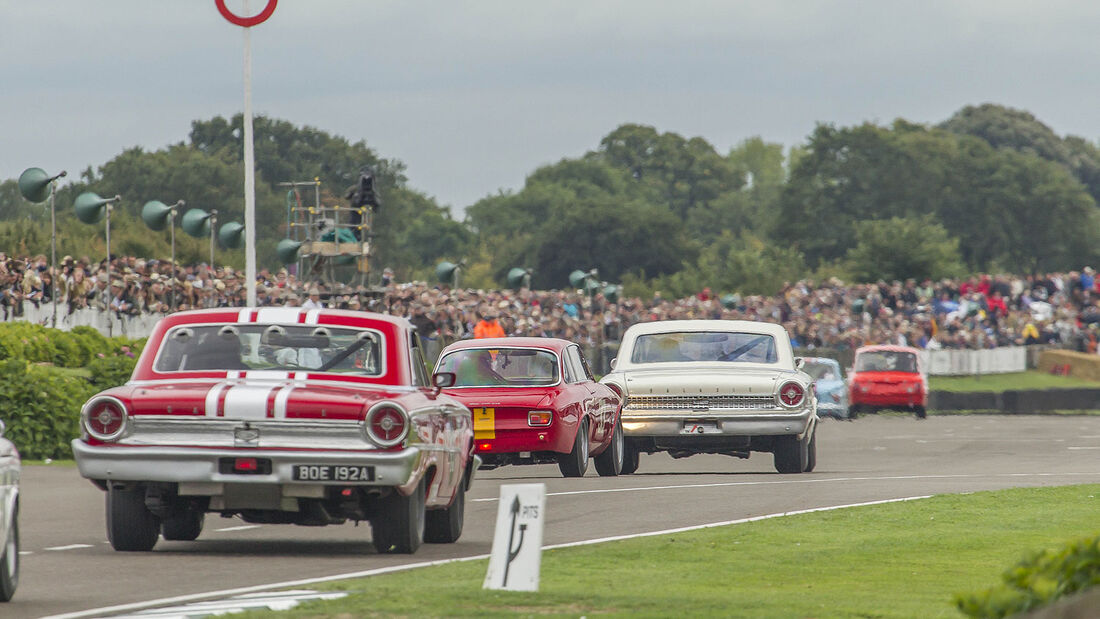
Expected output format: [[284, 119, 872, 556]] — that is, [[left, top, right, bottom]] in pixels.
[[169, 208, 176, 311], [49, 183, 57, 327], [242, 0, 258, 307], [105, 205, 112, 337], [209, 211, 218, 268]]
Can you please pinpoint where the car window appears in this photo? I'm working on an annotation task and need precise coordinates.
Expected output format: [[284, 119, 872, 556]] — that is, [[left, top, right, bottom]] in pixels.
[[410, 333, 430, 387], [630, 331, 778, 364], [802, 359, 841, 381], [565, 347, 589, 383], [436, 348, 559, 387], [154, 324, 384, 375], [854, 351, 918, 373]]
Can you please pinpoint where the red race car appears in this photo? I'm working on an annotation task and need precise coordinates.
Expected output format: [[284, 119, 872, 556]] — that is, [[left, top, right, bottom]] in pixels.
[[848, 345, 928, 419], [435, 338, 624, 477], [73, 308, 475, 554]]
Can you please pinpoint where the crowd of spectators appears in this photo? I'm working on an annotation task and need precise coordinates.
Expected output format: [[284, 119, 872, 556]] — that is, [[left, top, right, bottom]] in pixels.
[[3, 251, 1098, 354]]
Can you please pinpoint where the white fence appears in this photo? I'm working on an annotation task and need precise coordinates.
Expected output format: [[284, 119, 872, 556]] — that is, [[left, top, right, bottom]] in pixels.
[[920, 347, 1028, 376], [4, 303, 162, 338]]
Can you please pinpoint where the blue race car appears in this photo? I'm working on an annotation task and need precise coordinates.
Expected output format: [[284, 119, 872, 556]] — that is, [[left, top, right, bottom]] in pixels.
[[801, 357, 850, 420]]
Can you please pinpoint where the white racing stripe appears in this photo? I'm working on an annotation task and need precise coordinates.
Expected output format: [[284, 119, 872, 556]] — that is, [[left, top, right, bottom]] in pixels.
[[273, 385, 294, 419], [305, 309, 321, 325], [223, 384, 278, 420], [237, 309, 252, 323], [41, 495, 931, 619], [204, 382, 230, 417], [256, 308, 302, 324]]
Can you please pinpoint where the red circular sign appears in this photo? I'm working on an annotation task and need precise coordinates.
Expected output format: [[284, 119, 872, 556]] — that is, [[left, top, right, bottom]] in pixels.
[[216, 0, 277, 27]]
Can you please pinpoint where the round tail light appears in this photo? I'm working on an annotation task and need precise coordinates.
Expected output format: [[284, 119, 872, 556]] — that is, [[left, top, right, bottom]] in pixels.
[[365, 403, 408, 447], [82, 396, 129, 442], [778, 381, 806, 408]]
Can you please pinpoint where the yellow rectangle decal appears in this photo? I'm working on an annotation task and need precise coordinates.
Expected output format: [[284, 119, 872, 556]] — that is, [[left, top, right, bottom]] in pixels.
[[473, 407, 495, 440]]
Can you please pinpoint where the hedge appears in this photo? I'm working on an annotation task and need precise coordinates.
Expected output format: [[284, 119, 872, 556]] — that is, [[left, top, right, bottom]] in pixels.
[[0, 322, 144, 367], [956, 533, 1100, 618], [0, 360, 96, 460]]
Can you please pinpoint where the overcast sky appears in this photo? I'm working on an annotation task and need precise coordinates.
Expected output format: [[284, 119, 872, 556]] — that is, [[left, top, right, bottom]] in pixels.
[[3, 1, 1100, 214]]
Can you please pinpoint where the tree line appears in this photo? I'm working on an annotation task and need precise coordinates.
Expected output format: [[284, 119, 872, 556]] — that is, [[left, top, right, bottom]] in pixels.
[[2, 103, 1098, 297]]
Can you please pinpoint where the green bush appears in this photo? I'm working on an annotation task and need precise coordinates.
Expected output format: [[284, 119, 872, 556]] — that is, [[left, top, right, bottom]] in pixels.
[[88, 354, 138, 392], [0, 359, 95, 460], [956, 533, 1100, 618], [0, 323, 145, 367]]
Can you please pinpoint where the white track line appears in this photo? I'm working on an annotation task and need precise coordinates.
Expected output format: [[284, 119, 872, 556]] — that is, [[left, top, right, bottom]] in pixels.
[[471, 471, 1100, 502], [45, 544, 93, 551], [215, 525, 263, 532], [45, 495, 930, 619]]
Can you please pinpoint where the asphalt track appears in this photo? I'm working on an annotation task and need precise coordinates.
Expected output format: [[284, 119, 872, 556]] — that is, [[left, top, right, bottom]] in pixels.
[[8, 414, 1100, 618]]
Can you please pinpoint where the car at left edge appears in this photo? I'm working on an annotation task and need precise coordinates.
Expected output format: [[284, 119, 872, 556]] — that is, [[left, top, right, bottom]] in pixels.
[[72, 308, 476, 554], [0, 419, 19, 602]]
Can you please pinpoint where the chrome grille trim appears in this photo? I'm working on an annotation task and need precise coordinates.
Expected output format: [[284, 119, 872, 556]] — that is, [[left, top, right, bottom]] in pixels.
[[120, 416, 368, 451], [624, 394, 778, 410]]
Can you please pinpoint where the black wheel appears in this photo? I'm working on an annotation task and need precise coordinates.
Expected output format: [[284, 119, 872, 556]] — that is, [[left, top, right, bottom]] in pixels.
[[847, 405, 860, 420], [914, 406, 927, 419], [558, 419, 590, 478], [161, 509, 204, 541], [774, 434, 809, 474], [620, 439, 640, 475], [372, 478, 426, 554], [107, 485, 160, 551], [425, 475, 465, 543], [804, 429, 817, 473], [594, 420, 624, 477], [0, 510, 18, 602]]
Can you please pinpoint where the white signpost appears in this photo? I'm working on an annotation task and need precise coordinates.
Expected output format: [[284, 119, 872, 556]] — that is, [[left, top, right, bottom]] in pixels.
[[483, 483, 546, 592]]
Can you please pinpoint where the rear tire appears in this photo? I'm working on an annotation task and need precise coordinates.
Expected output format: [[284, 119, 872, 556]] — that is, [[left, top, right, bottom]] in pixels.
[[372, 478, 425, 554], [107, 485, 160, 551], [161, 509, 204, 541], [620, 439, 640, 475], [774, 433, 809, 474], [0, 510, 18, 602], [425, 476, 465, 544], [914, 406, 927, 419], [804, 430, 817, 473], [594, 420, 623, 477], [558, 419, 590, 478], [847, 405, 860, 420]]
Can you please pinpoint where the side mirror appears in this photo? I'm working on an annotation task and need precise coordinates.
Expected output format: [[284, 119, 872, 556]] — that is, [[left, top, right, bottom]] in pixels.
[[0, 419, 5, 438], [432, 372, 456, 389], [610, 358, 617, 370], [794, 357, 805, 370]]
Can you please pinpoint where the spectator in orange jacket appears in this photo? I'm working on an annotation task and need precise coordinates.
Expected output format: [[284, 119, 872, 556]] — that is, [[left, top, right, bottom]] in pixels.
[[473, 308, 506, 339]]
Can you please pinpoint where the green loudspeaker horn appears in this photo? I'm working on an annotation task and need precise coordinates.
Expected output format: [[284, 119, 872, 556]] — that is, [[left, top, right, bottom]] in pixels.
[[435, 261, 459, 284], [141, 200, 175, 231], [218, 221, 245, 249], [74, 192, 118, 224], [720, 294, 740, 309], [507, 267, 532, 289], [18, 168, 52, 203], [603, 284, 621, 303], [181, 208, 213, 238], [276, 238, 303, 264], [568, 270, 589, 289]]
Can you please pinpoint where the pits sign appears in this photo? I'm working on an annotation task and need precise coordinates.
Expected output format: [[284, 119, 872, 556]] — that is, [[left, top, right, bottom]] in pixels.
[[483, 483, 546, 592]]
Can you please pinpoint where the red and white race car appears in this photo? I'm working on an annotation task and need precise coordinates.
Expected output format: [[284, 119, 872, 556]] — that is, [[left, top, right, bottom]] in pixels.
[[435, 337, 624, 477], [73, 308, 475, 554]]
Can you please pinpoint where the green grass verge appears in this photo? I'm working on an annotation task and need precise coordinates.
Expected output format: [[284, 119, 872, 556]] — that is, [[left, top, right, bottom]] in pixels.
[[930, 370, 1098, 392], [232, 485, 1100, 619]]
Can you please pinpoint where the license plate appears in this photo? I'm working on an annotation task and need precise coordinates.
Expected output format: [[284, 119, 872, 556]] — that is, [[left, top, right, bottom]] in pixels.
[[292, 465, 375, 482], [681, 421, 721, 435]]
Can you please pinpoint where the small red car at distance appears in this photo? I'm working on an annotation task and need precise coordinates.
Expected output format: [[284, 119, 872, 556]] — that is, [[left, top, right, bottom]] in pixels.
[[848, 345, 928, 419], [73, 308, 475, 555], [435, 337, 624, 477]]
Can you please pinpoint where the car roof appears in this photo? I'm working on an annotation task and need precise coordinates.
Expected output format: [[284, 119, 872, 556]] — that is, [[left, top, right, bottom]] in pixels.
[[442, 337, 571, 353], [622, 319, 789, 337], [158, 307, 414, 330], [855, 345, 921, 354]]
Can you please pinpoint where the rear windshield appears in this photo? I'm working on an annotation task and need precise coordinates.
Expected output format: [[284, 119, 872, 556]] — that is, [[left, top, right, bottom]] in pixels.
[[154, 324, 384, 376], [802, 359, 841, 381], [436, 348, 559, 387], [630, 331, 778, 364], [854, 351, 918, 373]]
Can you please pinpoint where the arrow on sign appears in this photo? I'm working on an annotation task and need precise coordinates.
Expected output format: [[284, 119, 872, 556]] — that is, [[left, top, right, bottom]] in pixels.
[[502, 494, 528, 587]]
